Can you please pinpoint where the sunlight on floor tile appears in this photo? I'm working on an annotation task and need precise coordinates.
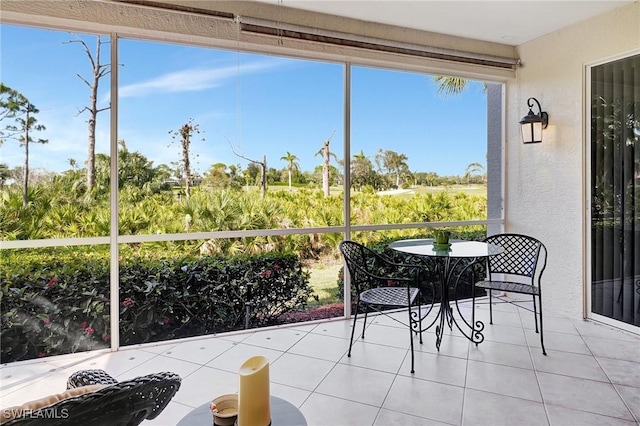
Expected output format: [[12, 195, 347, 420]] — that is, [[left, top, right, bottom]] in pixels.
[[2, 299, 638, 426]]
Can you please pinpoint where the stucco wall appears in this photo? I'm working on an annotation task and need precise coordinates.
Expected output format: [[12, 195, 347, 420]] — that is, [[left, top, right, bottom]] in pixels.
[[506, 2, 640, 318]]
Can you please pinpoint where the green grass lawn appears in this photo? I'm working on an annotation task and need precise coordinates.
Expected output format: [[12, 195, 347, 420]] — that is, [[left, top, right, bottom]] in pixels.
[[342, 184, 486, 198], [251, 183, 486, 198], [305, 258, 342, 306], [392, 184, 487, 199]]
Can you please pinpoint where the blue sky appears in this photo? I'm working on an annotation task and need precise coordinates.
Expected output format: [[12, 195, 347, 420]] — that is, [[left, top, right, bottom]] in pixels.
[[1, 24, 488, 177]]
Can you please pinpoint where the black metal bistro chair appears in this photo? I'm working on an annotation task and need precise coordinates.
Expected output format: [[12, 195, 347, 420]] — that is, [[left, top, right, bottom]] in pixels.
[[339, 240, 423, 373], [2, 369, 181, 425], [475, 233, 548, 355]]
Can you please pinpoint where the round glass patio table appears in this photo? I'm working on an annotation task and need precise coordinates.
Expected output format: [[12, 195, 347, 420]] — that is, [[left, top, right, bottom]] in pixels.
[[389, 239, 503, 350]]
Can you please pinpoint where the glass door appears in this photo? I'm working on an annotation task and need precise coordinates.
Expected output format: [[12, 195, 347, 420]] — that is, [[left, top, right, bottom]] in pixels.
[[590, 53, 639, 329]]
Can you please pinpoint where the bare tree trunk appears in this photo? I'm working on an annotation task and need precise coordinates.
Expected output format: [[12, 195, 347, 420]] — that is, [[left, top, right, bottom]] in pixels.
[[260, 155, 267, 199], [86, 87, 97, 192], [322, 141, 330, 197], [23, 107, 29, 208], [86, 37, 102, 193], [170, 120, 201, 200], [67, 35, 111, 194], [226, 137, 267, 199], [182, 133, 191, 199]]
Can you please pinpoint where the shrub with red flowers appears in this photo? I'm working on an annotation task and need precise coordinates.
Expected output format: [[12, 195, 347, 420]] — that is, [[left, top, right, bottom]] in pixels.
[[1, 248, 312, 363], [259, 269, 272, 278], [1, 249, 110, 363], [117, 252, 312, 346]]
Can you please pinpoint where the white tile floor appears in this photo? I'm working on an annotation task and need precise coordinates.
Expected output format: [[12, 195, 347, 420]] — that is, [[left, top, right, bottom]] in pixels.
[[1, 298, 639, 425]]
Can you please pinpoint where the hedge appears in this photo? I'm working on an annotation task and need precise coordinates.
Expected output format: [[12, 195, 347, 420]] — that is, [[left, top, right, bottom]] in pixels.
[[1, 249, 312, 363]]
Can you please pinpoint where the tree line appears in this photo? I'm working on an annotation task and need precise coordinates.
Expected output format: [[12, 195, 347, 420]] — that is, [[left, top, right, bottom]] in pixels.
[[0, 78, 486, 201], [1, 34, 487, 206]]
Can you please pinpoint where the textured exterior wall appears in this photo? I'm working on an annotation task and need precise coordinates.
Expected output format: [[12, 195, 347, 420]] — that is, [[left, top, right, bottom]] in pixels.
[[506, 2, 640, 317], [486, 83, 503, 237]]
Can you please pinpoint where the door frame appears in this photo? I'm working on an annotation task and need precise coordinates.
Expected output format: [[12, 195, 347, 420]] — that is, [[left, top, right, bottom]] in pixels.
[[584, 48, 640, 334]]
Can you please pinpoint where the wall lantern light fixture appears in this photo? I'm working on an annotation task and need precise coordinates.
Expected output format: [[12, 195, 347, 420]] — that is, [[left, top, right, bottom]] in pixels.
[[519, 97, 549, 144]]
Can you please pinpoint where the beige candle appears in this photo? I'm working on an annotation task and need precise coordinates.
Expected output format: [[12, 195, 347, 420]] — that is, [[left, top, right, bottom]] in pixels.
[[238, 356, 271, 426]]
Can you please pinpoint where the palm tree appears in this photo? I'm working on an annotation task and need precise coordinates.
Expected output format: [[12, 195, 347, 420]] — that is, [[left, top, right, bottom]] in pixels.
[[434, 76, 470, 95], [436, 77, 488, 185], [314, 130, 337, 197], [434, 76, 489, 95], [464, 162, 485, 184], [280, 151, 300, 191]]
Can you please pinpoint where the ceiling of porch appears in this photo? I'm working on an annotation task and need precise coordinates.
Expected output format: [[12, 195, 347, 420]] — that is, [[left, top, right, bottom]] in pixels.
[[253, 0, 634, 45]]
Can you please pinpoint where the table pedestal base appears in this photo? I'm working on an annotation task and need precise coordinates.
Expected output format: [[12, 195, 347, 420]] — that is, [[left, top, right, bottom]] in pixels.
[[421, 256, 486, 350]]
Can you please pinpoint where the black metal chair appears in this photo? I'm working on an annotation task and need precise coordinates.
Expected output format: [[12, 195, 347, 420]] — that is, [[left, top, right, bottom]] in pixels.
[[3, 369, 181, 425], [339, 240, 423, 373], [475, 233, 548, 354]]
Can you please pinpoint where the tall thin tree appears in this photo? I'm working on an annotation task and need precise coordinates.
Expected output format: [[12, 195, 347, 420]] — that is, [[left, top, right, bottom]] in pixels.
[[0, 86, 48, 207], [65, 34, 111, 194]]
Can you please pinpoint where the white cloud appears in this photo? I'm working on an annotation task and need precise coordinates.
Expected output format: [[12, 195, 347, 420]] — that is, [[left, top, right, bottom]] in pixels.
[[117, 60, 283, 99]]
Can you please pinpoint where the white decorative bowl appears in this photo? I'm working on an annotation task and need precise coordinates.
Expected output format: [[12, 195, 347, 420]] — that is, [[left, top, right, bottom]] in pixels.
[[210, 394, 238, 426]]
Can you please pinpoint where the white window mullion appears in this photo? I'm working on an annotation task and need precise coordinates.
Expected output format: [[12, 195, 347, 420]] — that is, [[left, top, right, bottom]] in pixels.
[[109, 31, 120, 352], [343, 62, 352, 319]]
